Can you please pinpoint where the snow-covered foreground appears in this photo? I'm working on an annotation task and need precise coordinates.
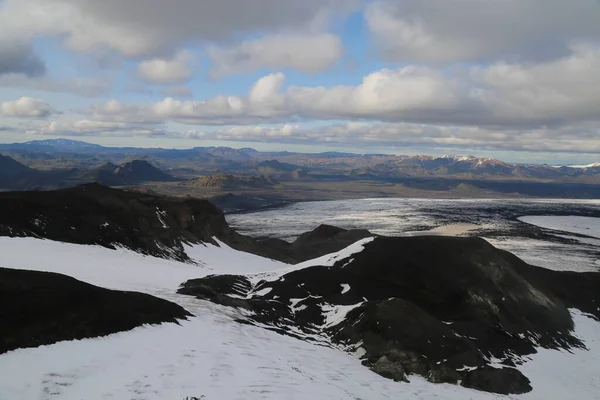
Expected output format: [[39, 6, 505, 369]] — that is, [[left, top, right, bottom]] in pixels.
[[1, 237, 599, 400]]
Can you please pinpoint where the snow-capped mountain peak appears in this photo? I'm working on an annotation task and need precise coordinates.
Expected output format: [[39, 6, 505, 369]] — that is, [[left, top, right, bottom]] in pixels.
[[439, 154, 509, 167], [565, 161, 600, 169]]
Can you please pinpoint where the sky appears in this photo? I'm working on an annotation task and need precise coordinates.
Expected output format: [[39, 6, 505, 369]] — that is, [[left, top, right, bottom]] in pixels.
[[0, 0, 600, 164]]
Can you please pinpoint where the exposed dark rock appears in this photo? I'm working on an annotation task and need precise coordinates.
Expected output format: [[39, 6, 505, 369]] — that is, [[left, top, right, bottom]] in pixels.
[[291, 224, 372, 261], [371, 355, 409, 382], [178, 236, 600, 395], [218, 223, 374, 264], [0, 183, 229, 261], [0, 267, 191, 354]]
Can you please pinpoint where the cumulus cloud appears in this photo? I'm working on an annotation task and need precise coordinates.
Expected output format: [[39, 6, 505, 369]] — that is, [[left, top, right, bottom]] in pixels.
[[208, 34, 343, 78], [366, 0, 600, 63], [137, 51, 194, 84], [82, 45, 600, 130], [0, 97, 56, 118]]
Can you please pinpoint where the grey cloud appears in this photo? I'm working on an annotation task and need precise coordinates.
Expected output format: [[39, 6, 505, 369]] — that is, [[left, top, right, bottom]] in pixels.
[[0, 41, 45, 77], [0, 74, 113, 97], [208, 34, 343, 78], [160, 86, 193, 99], [4, 0, 359, 57], [366, 0, 600, 64]]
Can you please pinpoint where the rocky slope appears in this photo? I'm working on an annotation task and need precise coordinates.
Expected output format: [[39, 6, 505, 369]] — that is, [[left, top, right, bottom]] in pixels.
[[194, 173, 278, 189], [0, 183, 227, 261], [0, 155, 42, 189], [178, 235, 600, 395], [0, 267, 190, 354], [84, 159, 178, 185]]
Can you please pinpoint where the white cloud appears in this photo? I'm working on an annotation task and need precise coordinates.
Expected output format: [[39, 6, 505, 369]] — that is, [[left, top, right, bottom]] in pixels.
[[0, 97, 56, 118], [33, 119, 600, 153], [24, 119, 168, 137], [66, 45, 600, 153], [184, 121, 600, 153], [83, 45, 600, 129], [208, 34, 343, 78], [286, 67, 472, 122], [137, 51, 194, 85], [366, 0, 600, 63], [82, 68, 470, 125]]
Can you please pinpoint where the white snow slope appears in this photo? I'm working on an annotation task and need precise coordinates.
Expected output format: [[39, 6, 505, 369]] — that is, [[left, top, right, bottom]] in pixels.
[[0, 237, 599, 400]]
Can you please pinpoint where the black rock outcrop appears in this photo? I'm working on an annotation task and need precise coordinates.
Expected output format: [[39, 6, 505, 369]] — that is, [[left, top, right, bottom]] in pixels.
[[0, 267, 191, 354], [0, 183, 229, 261], [178, 236, 600, 395], [219, 224, 373, 264]]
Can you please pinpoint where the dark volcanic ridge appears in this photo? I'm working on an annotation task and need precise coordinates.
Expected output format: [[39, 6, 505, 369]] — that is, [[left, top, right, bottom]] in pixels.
[[0, 155, 179, 190], [179, 236, 600, 395], [0, 183, 228, 261], [0, 184, 370, 264], [0, 267, 191, 355]]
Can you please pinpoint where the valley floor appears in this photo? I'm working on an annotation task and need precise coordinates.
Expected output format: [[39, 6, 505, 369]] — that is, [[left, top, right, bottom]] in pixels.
[[0, 237, 599, 399]]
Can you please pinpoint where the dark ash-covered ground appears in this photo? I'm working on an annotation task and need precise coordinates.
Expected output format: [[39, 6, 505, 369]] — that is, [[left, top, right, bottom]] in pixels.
[[0, 267, 191, 354]]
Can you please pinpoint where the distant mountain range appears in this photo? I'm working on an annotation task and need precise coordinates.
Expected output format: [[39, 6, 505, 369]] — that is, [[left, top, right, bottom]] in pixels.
[[0, 139, 106, 152], [1, 139, 600, 195], [0, 155, 178, 190]]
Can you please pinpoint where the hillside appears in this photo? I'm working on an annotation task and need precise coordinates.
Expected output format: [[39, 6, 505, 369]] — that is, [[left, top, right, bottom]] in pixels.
[[84, 160, 177, 186], [0, 155, 44, 189], [0, 155, 36, 177], [194, 173, 278, 189]]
